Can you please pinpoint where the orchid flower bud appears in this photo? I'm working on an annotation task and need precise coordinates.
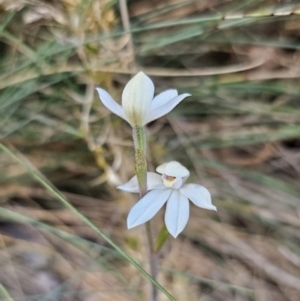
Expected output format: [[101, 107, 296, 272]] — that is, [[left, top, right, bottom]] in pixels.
[[96, 72, 190, 127]]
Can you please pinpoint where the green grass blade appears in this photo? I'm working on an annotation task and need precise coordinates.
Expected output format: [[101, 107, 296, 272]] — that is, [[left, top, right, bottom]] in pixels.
[[0, 143, 177, 301], [0, 283, 14, 301]]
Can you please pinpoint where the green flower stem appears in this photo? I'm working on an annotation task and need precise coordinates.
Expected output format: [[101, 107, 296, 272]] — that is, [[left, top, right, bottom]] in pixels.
[[132, 126, 159, 301], [132, 126, 146, 152], [133, 126, 147, 194], [134, 148, 147, 195]]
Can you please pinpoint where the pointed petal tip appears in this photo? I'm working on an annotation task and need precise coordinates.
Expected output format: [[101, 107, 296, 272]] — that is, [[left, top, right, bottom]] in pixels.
[[168, 228, 181, 238], [202, 205, 217, 212], [117, 183, 128, 190], [95, 87, 105, 96], [117, 175, 140, 193], [206, 205, 217, 211], [136, 71, 150, 78], [171, 232, 179, 238], [127, 221, 134, 229], [127, 214, 139, 229], [180, 183, 217, 210], [118, 172, 164, 192], [96, 87, 109, 96], [133, 71, 152, 82], [117, 184, 137, 193], [174, 93, 191, 99]]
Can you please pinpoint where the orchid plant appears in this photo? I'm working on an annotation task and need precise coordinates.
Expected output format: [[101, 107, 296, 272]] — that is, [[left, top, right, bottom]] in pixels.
[[96, 72, 216, 301], [119, 161, 216, 238]]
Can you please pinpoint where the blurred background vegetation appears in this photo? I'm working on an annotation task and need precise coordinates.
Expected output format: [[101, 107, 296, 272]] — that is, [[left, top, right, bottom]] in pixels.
[[1, 0, 300, 300]]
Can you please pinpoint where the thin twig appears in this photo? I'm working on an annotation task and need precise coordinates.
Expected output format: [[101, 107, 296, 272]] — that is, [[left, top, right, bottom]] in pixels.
[[119, 0, 136, 68]]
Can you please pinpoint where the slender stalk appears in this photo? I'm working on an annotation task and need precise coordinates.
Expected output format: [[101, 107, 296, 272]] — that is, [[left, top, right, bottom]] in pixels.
[[132, 126, 159, 301], [133, 126, 147, 195], [145, 222, 159, 301]]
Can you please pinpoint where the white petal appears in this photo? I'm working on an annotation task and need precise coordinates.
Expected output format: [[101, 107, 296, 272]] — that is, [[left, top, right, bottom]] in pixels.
[[96, 88, 128, 122], [118, 172, 165, 193], [151, 89, 178, 111], [165, 190, 190, 238], [156, 161, 190, 178], [145, 93, 190, 124], [127, 189, 172, 228], [146, 172, 165, 190], [180, 184, 216, 211], [122, 72, 154, 126], [118, 175, 139, 193]]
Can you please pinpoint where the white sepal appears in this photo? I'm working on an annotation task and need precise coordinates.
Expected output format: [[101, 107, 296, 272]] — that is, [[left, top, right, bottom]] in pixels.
[[122, 72, 154, 126], [180, 183, 216, 211], [118, 172, 165, 193], [146, 93, 190, 124], [165, 190, 190, 238], [127, 189, 172, 229], [96, 88, 128, 121], [150, 89, 178, 112]]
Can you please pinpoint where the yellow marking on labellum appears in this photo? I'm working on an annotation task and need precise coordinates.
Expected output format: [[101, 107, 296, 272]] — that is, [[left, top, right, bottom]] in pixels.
[[162, 174, 176, 187]]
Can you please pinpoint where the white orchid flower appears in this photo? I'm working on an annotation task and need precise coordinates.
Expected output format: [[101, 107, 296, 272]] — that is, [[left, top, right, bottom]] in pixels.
[[118, 161, 216, 238], [96, 72, 190, 127]]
